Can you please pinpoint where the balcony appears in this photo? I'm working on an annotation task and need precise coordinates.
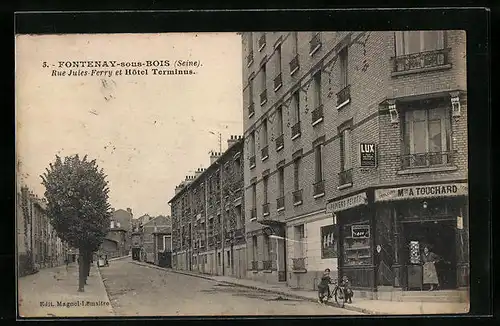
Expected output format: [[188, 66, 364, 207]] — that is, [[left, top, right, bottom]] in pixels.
[[313, 180, 325, 197], [339, 168, 353, 186], [292, 257, 306, 271], [248, 102, 255, 117], [258, 34, 266, 51], [336, 84, 351, 108], [276, 196, 285, 210], [261, 145, 269, 161], [250, 208, 257, 220], [293, 189, 303, 205], [400, 151, 454, 170], [275, 134, 284, 151], [260, 89, 268, 105], [249, 155, 256, 169], [273, 73, 282, 91], [289, 55, 299, 75], [311, 104, 324, 126], [262, 203, 270, 216], [392, 48, 450, 74], [247, 50, 254, 67], [251, 260, 259, 270], [234, 228, 245, 239], [263, 260, 273, 271], [309, 33, 322, 55], [291, 121, 301, 140]]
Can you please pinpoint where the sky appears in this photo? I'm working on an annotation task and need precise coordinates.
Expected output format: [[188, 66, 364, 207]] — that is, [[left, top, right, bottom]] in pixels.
[[16, 33, 243, 218]]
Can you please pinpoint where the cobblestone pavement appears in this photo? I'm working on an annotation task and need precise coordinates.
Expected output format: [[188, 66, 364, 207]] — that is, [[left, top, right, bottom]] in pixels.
[[100, 259, 362, 316]]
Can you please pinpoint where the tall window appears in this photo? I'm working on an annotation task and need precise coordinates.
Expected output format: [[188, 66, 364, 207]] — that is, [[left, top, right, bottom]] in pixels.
[[293, 91, 300, 123], [263, 176, 269, 204], [278, 167, 285, 197], [250, 131, 256, 156], [402, 107, 452, 168], [235, 206, 243, 229], [248, 33, 254, 53], [294, 224, 305, 257], [277, 106, 284, 135], [339, 47, 348, 89], [340, 129, 352, 171], [252, 235, 258, 261], [264, 234, 271, 261], [292, 32, 298, 55], [395, 31, 445, 56], [260, 63, 267, 93], [252, 183, 257, 210], [248, 77, 254, 105], [314, 144, 323, 183], [293, 158, 301, 191], [261, 119, 268, 147], [313, 71, 322, 108], [275, 44, 282, 75]]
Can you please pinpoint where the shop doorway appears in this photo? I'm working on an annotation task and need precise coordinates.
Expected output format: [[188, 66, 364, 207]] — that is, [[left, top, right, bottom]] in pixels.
[[402, 219, 457, 290]]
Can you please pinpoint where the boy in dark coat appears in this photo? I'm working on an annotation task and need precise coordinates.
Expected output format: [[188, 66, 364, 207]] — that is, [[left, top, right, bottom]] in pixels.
[[317, 268, 332, 303]]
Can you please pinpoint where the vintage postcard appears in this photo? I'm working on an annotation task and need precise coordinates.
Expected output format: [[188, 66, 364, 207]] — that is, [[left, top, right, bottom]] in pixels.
[[16, 30, 470, 318]]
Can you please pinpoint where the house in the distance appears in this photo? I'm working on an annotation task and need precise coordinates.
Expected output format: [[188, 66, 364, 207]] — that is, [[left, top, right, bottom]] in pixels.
[[142, 215, 172, 264]]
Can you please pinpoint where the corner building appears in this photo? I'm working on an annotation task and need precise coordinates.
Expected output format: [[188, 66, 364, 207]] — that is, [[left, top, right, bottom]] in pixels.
[[169, 136, 247, 278], [241, 31, 468, 300]]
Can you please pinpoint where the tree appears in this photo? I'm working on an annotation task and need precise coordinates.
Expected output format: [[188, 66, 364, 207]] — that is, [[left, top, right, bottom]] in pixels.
[[41, 154, 111, 292]]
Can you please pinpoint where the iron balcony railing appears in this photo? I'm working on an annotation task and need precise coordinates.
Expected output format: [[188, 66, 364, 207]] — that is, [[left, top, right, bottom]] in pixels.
[[339, 168, 353, 185], [313, 180, 325, 196], [291, 121, 301, 139], [312, 104, 324, 124], [275, 134, 284, 151], [273, 73, 282, 91], [248, 102, 255, 117], [392, 48, 450, 73], [251, 260, 259, 270], [293, 189, 303, 204], [289, 55, 299, 74], [336, 84, 351, 107], [249, 155, 256, 168], [292, 257, 306, 270], [260, 89, 268, 105], [261, 145, 269, 160], [400, 151, 454, 169], [309, 33, 322, 54], [277, 196, 285, 210], [262, 203, 270, 215], [263, 260, 273, 270]]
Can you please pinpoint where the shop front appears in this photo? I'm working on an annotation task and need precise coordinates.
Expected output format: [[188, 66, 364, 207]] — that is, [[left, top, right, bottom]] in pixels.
[[326, 191, 375, 293], [374, 181, 469, 293]]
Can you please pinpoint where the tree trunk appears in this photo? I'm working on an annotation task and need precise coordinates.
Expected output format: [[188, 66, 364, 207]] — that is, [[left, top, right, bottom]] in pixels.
[[78, 251, 85, 292]]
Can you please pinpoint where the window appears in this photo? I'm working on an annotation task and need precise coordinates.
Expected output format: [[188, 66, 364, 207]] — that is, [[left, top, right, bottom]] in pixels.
[[321, 225, 337, 259], [248, 77, 254, 105], [292, 32, 298, 55], [294, 224, 305, 257], [252, 235, 258, 261], [263, 176, 269, 204], [314, 144, 323, 183], [260, 63, 267, 93], [235, 206, 243, 228], [227, 251, 231, 267], [264, 234, 271, 260], [402, 107, 452, 168], [313, 71, 322, 108], [277, 106, 284, 135], [293, 91, 300, 123], [278, 167, 285, 197], [261, 119, 268, 147], [275, 44, 282, 76], [340, 129, 352, 171], [250, 131, 256, 156], [339, 47, 348, 89], [218, 252, 221, 266], [252, 183, 257, 210], [248, 33, 254, 53], [395, 31, 445, 56], [234, 157, 241, 179], [293, 158, 301, 191]]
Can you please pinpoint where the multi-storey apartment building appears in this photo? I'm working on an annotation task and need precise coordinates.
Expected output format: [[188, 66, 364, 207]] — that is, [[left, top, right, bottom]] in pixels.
[[241, 31, 467, 301], [169, 136, 246, 278]]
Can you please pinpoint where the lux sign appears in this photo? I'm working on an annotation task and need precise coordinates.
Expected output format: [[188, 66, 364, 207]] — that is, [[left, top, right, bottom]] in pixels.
[[359, 143, 377, 167]]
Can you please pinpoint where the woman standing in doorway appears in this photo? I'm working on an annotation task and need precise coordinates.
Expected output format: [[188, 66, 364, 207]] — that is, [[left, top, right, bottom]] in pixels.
[[422, 246, 440, 291]]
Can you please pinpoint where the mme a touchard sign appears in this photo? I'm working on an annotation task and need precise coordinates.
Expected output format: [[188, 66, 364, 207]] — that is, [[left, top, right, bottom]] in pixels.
[[16, 30, 470, 318]]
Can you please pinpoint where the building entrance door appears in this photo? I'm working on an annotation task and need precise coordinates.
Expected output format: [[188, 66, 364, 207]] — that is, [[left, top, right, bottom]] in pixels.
[[402, 219, 457, 290]]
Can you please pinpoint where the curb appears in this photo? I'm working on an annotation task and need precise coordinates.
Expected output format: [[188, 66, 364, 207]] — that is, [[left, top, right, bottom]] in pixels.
[[109, 255, 132, 262], [132, 261, 372, 315], [94, 266, 116, 316]]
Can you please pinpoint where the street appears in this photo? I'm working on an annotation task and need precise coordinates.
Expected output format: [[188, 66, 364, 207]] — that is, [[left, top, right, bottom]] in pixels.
[[100, 258, 361, 316]]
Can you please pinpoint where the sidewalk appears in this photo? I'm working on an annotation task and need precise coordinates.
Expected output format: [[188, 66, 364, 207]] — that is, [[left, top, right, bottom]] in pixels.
[[133, 261, 469, 315], [18, 263, 115, 318]]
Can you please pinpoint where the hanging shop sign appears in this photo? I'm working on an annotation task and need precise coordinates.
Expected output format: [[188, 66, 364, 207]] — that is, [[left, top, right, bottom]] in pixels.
[[374, 182, 468, 202], [351, 225, 370, 238], [359, 143, 377, 167], [326, 192, 368, 213]]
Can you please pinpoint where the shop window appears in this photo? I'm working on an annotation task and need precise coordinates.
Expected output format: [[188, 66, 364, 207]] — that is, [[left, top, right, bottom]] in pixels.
[[342, 220, 371, 266], [401, 106, 452, 169], [321, 225, 338, 259]]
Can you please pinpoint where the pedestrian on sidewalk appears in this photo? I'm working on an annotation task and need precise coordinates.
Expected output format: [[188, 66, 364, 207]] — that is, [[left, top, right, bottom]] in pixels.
[[65, 257, 69, 271], [317, 268, 333, 304]]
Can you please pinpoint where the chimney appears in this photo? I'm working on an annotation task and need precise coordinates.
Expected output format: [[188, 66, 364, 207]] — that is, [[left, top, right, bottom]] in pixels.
[[194, 168, 204, 178], [210, 151, 221, 165], [227, 135, 240, 149], [126, 208, 132, 216]]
